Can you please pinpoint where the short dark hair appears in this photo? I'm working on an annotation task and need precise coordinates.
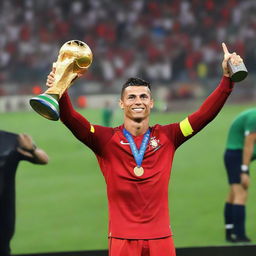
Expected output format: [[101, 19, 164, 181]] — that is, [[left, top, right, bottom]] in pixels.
[[121, 77, 151, 98]]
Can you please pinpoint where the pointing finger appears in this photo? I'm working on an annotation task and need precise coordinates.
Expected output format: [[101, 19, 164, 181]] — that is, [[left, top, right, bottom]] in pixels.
[[222, 42, 230, 55], [52, 63, 56, 73]]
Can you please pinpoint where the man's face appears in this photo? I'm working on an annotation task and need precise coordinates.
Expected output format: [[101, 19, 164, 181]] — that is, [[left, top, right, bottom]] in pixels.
[[119, 86, 154, 121]]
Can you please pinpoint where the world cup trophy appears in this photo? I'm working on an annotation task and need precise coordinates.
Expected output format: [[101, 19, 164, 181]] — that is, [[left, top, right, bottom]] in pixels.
[[30, 40, 93, 121]]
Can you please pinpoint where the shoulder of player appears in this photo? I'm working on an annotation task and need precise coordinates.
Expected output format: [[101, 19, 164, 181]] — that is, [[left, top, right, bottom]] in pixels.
[[89, 124, 115, 134], [152, 123, 179, 130], [150, 123, 181, 138]]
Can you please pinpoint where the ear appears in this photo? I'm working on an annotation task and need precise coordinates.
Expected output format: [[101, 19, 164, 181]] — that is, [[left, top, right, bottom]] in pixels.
[[150, 99, 154, 109], [119, 99, 124, 109]]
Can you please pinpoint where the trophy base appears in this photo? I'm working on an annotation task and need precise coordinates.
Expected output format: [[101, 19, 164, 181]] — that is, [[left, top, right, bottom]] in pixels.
[[228, 61, 248, 83], [230, 70, 248, 83], [30, 94, 60, 121]]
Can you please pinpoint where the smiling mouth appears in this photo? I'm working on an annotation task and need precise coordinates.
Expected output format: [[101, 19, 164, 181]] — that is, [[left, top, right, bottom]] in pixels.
[[132, 108, 144, 112]]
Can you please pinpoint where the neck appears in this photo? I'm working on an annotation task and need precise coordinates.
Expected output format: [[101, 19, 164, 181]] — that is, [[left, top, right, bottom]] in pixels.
[[124, 118, 149, 136]]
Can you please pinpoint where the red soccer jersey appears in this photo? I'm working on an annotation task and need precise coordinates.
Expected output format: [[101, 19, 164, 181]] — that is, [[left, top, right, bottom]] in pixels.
[[95, 123, 185, 239], [59, 76, 233, 239]]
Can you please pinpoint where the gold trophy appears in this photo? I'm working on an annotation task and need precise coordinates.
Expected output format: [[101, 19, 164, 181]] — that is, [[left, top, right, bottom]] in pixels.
[[30, 40, 93, 121]]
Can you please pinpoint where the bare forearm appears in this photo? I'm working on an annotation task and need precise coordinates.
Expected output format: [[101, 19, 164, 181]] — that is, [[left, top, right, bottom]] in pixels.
[[31, 148, 49, 164], [243, 140, 254, 166], [17, 146, 49, 164], [243, 147, 253, 167]]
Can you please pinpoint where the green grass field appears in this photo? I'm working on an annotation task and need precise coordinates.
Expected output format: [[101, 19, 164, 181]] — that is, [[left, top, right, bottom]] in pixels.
[[1, 102, 256, 254]]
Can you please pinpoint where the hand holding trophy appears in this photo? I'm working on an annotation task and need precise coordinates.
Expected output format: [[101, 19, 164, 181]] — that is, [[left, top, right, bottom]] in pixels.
[[222, 42, 248, 82], [30, 40, 93, 121]]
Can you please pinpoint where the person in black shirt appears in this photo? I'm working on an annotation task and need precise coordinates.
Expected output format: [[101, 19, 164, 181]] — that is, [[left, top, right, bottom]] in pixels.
[[0, 131, 48, 256]]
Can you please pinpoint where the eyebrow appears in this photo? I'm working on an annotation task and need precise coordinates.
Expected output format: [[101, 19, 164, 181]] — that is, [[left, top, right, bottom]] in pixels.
[[127, 93, 149, 97], [121, 88, 152, 99]]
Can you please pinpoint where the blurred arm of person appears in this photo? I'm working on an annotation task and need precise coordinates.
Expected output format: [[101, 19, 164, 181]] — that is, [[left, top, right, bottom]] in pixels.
[[17, 134, 49, 164], [241, 133, 256, 188], [0, 131, 48, 256]]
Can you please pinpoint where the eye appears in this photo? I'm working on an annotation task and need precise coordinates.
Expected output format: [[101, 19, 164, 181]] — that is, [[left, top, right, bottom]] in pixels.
[[128, 95, 135, 99], [141, 94, 148, 99]]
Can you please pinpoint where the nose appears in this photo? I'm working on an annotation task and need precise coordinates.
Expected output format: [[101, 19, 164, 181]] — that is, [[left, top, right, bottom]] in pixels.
[[134, 96, 142, 105]]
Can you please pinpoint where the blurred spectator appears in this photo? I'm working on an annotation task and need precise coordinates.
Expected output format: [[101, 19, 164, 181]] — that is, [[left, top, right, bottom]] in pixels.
[[0, 0, 255, 95]]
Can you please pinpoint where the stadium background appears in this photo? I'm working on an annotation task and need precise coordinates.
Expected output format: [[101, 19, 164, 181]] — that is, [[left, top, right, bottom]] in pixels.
[[0, 0, 256, 255]]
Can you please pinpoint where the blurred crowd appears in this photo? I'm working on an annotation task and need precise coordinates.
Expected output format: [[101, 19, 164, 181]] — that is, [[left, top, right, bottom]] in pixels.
[[0, 0, 256, 95]]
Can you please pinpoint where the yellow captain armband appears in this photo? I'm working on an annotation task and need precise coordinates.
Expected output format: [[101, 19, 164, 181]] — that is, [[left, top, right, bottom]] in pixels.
[[90, 125, 95, 133], [179, 117, 194, 137]]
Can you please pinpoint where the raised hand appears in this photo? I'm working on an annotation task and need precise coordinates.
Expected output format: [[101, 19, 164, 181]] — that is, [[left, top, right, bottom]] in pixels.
[[222, 42, 243, 77], [46, 65, 56, 88], [46, 63, 87, 88]]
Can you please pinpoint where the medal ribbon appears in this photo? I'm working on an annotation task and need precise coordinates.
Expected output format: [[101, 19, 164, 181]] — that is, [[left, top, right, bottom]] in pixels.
[[123, 128, 150, 167]]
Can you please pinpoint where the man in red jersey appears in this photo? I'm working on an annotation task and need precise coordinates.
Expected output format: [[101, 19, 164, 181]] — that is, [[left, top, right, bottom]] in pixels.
[[46, 43, 242, 256]]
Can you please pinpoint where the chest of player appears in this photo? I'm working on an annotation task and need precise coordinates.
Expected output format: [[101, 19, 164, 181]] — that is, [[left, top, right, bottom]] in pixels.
[[100, 130, 175, 180]]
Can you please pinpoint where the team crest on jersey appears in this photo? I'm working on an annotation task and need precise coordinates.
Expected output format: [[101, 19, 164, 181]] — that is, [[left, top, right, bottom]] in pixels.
[[149, 137, 160, 150]]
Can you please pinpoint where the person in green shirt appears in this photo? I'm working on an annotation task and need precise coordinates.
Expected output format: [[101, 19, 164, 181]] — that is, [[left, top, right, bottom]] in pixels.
[[102, 100, 114, 127], [224, 109, 256, 243]]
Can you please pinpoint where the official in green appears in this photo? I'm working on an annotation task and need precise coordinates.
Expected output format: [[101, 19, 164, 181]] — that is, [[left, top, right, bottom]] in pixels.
[[224, 108, 256, 242], [102, 100, 113, 127]]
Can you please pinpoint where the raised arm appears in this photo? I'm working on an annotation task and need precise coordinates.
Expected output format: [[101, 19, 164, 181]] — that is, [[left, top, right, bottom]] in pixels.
[[59, 91, 92, 142], [179, 43, 243, 138], [46, 67, 92, 142], [46, 66, 114, 154]]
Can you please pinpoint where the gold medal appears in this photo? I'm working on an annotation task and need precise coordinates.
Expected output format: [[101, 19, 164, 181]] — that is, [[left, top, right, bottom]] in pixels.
[[134, 166, 144, 177]]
